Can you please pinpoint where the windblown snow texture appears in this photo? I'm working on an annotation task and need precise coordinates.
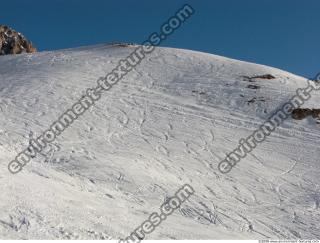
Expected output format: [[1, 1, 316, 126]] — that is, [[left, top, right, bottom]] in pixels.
[[0, 45, 319, 239]]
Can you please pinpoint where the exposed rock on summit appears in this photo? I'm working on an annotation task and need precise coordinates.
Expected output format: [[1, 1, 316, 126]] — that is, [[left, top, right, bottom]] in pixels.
[[0, 25, 36, 55]]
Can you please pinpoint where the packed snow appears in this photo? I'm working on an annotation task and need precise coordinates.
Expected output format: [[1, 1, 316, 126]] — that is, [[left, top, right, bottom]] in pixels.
[[0, 44, 319, 239]]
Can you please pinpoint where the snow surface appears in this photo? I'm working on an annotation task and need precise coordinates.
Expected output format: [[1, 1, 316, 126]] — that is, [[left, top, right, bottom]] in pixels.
[[0, 44, 319, 239]]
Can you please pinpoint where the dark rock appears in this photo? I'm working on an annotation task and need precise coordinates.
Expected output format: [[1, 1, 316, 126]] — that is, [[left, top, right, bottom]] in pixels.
[[242, 74, 276, 82], [252, 74, 276, 80], [291, 108, 313, 120], [0, 25, 36, 55]]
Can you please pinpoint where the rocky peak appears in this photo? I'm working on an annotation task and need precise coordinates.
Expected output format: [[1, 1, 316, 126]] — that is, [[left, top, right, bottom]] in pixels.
[[0, 25, 36, 55]]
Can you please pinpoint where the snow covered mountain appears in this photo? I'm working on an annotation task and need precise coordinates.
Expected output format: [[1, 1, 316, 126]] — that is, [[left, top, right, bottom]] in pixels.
[[0, 44, 319, 239]]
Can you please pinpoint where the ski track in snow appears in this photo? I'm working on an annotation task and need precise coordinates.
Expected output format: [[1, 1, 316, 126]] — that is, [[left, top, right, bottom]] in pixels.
[[0, 45, 319, 239]]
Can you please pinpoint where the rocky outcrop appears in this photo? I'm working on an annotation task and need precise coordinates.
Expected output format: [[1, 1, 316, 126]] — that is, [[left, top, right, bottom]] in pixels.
[[291, 108, 320, 120], [0, 25, 36, 55]]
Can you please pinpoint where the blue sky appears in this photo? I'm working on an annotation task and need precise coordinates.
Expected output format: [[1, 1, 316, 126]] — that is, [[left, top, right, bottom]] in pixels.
[[1, 0, 319, 78]]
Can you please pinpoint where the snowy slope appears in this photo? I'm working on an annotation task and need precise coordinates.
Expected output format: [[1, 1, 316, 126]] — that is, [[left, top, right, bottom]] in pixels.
[[0, 44, 319, 239]]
